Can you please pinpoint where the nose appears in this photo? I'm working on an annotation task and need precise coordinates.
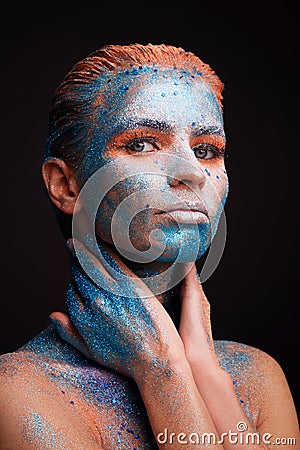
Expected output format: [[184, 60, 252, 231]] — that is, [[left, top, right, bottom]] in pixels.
[[169, 168, 206, 188], [168, 151, 206, 189]]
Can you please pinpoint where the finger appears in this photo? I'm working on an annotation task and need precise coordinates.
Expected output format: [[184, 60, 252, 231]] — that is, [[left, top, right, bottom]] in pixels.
[[66, 278, 99, 313], [49, 311, 78, 337], [179, 264, 212, 341], [71, 238, 116, 282], [66, 238, 76, 256], [180, 264, 205, 306], [181, 264, 209, 311], [70, 258, 136, 309], [70, 257, 110, 301], [73, 236, 139, 281], [49, 312, 92, 357], [66, 279, 121, 334], [71, 238, 157, 299], [71, 238, 148, 299], [182, 263, 202, 288]]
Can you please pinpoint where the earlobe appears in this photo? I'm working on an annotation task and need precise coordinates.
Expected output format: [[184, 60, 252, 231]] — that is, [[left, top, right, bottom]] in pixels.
[[42, 158, 79, 214]]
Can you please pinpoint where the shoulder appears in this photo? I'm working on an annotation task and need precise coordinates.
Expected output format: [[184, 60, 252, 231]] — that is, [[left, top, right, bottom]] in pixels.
[[0, 350, 40, 384], [214, 340, 299, 432], [214, 339, 287, 381], [0, 352, 102, 449], [214, 339, 273, 368], [0, 350, 73, 420], [213, 339, 291, 391]]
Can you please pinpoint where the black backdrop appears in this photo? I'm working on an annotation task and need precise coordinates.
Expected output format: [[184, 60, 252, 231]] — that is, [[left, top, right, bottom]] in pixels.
[[1, 2, 299, 415]]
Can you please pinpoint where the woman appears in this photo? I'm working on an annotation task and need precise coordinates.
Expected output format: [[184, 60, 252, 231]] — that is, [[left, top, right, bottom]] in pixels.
[[0, 44, 298, 449]]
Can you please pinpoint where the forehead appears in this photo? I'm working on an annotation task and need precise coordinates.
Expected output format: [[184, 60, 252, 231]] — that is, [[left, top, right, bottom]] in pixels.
[[96, 67, 223, 131]]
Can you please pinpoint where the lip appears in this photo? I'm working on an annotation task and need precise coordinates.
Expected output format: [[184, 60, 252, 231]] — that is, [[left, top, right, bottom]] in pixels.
[[159, 210, 209, 224], [155, 200, 208, 216], [155, 200, 209, 224]]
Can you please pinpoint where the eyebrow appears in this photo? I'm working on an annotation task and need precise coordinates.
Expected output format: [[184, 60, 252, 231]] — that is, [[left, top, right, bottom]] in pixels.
[[125, 118, 173, 133], [192, 125, 225, 138], [121, 119, 225, 138]]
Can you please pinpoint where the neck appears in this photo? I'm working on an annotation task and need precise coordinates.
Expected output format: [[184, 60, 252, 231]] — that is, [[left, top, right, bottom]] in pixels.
[[79, 235, 197, 330], [112, 249, 184, 330]]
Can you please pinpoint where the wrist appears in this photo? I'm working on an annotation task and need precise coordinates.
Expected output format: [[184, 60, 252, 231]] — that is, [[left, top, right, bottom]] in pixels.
[[135, 353, 192, 392], [188, 361, 237, 402], [189, 360, 233, 384]]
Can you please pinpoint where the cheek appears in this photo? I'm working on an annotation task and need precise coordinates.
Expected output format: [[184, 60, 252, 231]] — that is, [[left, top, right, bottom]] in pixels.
[[220, 172, 229, 204], [196, 165, 228, 239], [94, 174, 164, 242], [94, 186, 130, 243], [205, 172, 229, 239], [215, 174, 229, 206], [204, 166, 229, 210]]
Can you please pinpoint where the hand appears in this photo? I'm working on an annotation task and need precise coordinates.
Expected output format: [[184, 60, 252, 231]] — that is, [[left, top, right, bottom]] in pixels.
[[50, 238, 185, 381], [179, 264, 220, 372]]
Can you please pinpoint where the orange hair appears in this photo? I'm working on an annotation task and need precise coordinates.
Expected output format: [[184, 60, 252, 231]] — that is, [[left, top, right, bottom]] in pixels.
[[59, 43, 223, 109]]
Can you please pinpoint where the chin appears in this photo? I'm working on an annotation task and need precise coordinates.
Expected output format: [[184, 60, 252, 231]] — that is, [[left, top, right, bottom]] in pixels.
[[149, 223, 212, 263]]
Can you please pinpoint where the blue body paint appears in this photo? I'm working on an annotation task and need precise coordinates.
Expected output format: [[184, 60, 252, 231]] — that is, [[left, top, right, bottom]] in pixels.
[[22, 412, 64, 448]]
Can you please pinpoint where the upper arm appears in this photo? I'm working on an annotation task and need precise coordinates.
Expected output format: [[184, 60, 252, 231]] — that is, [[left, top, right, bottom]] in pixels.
[[254, 350, 299, 448], [0, 361, 102, 450]]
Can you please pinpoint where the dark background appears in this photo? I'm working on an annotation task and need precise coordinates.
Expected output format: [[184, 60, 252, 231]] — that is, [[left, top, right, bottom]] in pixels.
[[1, 2, 299, 415]]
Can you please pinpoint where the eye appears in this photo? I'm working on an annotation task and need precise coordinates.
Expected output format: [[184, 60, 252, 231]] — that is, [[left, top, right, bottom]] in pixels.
[[193, 143, 221, 159], [126, 138, 158, 153]]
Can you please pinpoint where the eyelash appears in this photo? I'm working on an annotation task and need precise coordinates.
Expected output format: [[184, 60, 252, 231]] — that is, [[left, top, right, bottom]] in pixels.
[[122, 137, 159, 152], [122, 137, 226, 159], [192, 143, 225, 159]]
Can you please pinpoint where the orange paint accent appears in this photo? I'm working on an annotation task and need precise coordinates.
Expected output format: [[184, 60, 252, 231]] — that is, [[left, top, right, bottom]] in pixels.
[[105, 128, 173, 159], [190, 134, 226, 152], [56, 44, 224, 112]]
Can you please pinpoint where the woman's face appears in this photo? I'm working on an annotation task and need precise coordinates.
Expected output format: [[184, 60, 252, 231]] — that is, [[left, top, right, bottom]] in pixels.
[[78, 67, 228, 263]]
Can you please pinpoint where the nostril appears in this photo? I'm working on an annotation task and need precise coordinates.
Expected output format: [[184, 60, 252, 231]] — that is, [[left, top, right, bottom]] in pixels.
[[168, 175, 181, 187], [180, 178, 192, 185], [168, 169, 206, 187]]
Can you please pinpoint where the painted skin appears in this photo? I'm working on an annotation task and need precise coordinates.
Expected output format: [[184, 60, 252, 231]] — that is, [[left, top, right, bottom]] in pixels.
[[79, 68, 228, 263], [0, 67, 298, 449], [53, 67, 229, 384]]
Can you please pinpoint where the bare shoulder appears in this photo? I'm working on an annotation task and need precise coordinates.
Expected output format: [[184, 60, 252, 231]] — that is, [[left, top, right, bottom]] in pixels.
[[0, 350, 44, 391], [214, 340, 299, 437], [0, 351, 103, 449], [214, 339, 296, 389], [214, 339, 292, 396], [214, 339, 280, 377]]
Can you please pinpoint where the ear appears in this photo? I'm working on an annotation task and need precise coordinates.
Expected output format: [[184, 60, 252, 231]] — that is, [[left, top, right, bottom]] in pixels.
[[42, 158, 79, 215]]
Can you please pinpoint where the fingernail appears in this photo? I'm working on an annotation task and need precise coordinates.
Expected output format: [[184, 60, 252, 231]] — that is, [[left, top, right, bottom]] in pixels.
[[49, 316, 68, 340], [48, 316, 57, 327], [196, 271, 202, 284], [66, 240, 76, 259]]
